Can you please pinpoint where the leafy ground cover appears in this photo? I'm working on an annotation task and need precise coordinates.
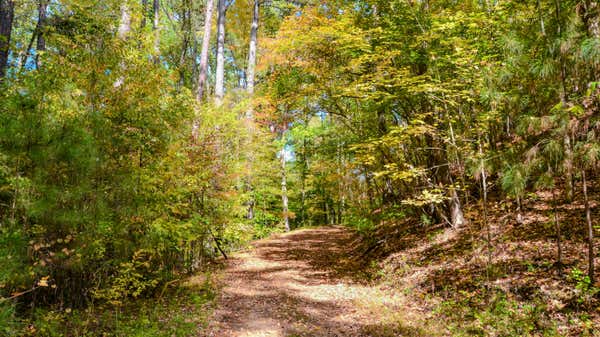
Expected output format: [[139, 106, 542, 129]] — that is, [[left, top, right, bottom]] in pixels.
[[202, 227, 436, 337], [8, 274, 216, 337], [353, 189, 600, 337]]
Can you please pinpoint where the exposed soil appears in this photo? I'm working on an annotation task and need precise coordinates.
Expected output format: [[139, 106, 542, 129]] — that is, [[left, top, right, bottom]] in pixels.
[[202, 226, 429, 337]]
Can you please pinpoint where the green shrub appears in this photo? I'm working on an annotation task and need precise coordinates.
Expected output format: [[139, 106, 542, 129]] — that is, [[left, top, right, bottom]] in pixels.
[[0, 302, 21, 337], [569, 268, 599, 308], [439, 292, 559, 337], [252, 211, 282, 239]]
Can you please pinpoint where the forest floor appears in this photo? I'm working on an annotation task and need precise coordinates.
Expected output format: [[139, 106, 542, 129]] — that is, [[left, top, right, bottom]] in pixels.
[[199, 189, 600, 337], [39, 186, 597, 336], [201, 226, 433, 337]]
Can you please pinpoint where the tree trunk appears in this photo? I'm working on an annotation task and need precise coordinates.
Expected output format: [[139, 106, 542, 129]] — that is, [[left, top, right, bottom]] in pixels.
[[191, 38, 198, 84], [564, 133, 574, 201], [336, 141, 344, 225], [552, 187, 563, 270], [553, 0, 568, 102], [114, 3, 131, 88], [19, 0, 47, 70], [300, 175, 306, 225], [246, 0, 259, 97], [242, 0, 259, 218], [584, 1, 599, 78], [178, 0, 191, 86], [536, 0, 546, 36], [300, 138, 309, 226], [330, 200, 336, 225], [479, 137, 492, 288], [197, 0, 214, 101], [214, 0, 226, 106], [582, 170, 595, 285], [281, 146, 290, 232], [516, 196, 523, 224], [142, 0, 147, 28], [118, 3, 132, 39], [246, 199, 254, 220], [449, 186, 465, 229], [20, 29, 37, 71], [0, 0, 14, 79], [153, 0, 160, 56], [584, 1, 599, 37], [552, 0, 575, 201], [35, 0, 47, 68], [323, 197, 329, 226]]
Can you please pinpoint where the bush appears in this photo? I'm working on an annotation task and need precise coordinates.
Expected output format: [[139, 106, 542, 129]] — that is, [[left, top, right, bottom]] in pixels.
[[252, 211, 282, 239], [439, 291, 559, 337], [0, 302, 21, 337], [569, 268, 599, 308]]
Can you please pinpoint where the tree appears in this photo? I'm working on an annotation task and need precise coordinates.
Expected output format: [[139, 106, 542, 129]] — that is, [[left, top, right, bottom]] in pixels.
[[118, 3, 132, 39], [36, 0, 48, 67], [281, 138, 290, 232], [197, 0, 214, 101], [501, 164, 528, 224], [214, 0, 227, 105], [0, 0, 14, 79], [575, 108, 599, 284], [246, 0, 259, 98], [153, 0, 160, 56]]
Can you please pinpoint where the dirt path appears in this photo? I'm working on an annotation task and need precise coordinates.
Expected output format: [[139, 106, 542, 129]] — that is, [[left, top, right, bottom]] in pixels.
[[202, 226, 428, 337]]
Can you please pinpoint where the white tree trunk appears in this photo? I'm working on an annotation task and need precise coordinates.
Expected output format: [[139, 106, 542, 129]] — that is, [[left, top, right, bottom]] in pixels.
[[246, 0, 259, 96], [516, 196, 523, 224], [243, 0, 260, 219], [449, 187, 465, 228], [214, 0, 226, 106], [118, 3, 132, 39], [196, 0, 214, 101], [114, 3, 131, 88], [153, 0, 160, 56], [281, 147, 290, 232]]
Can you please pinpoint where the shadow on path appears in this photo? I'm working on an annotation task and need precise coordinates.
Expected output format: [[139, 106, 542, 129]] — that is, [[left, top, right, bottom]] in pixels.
[[202, 226, 426, 337]]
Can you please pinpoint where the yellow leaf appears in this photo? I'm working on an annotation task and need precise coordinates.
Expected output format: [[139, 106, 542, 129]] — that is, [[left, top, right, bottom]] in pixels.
[[37, 276, 50, 287]]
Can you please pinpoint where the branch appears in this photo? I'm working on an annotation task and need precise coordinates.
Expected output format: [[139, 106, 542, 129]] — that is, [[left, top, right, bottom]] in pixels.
[[0, 286, 38, 303]]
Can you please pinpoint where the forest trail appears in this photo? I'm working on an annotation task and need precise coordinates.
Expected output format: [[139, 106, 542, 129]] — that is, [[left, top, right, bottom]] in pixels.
[[202, 226, 427, 337]]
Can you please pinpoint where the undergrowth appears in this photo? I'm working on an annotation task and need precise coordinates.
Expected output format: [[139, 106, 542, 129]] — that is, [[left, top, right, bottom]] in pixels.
[[437, 291, 561, 337], [13, 274, 216, 337]]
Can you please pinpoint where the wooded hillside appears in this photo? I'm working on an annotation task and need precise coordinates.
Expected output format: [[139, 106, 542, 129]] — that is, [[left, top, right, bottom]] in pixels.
[[0, 0, 598, 336]]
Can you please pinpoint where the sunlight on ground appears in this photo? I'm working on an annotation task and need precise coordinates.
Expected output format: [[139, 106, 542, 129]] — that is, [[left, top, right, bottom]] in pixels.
[[203, 227, 426, 337], [236, 318, 283, 337]]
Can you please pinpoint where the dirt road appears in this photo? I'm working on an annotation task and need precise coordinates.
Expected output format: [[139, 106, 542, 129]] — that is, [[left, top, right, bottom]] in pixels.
[[202, 226, 426, 337]]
